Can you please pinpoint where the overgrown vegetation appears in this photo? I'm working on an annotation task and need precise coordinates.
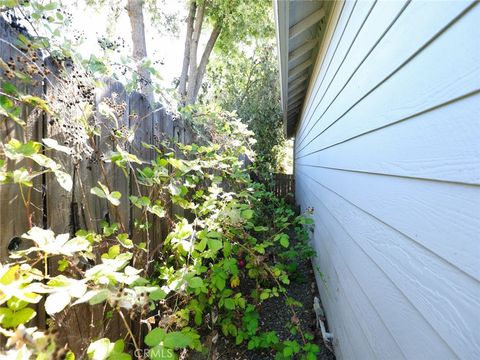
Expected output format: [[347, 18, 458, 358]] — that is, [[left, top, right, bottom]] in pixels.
[[0, 1, 319, 359], [201, 41, 287, 173]]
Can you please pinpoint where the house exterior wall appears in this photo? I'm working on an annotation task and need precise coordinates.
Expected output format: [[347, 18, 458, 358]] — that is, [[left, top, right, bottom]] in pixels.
[[293, 1, 480, 359]]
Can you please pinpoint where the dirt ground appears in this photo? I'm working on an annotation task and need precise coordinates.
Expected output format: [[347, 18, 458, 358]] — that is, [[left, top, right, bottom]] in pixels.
[[187, 228, 336, 360], [213, 258, 335, 360]]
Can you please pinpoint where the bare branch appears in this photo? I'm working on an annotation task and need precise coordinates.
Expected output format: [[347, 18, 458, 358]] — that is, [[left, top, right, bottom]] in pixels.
[[193, 24, 221, 101]]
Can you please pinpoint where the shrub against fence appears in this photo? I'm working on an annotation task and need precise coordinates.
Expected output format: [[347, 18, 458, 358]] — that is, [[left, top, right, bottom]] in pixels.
[[0, 17, 195, 353], [0, 16, 323, 360]]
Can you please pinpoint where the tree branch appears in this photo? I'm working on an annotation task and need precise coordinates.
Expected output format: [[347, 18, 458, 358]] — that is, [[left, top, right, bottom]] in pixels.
[[193, 24, 221, 101]]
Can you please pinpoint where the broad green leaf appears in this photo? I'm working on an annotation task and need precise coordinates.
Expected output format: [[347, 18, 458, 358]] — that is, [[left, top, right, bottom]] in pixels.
[[43, 2, 59, 11], [2, 82, 17, 95], [0, 308, 11, 326], [12, 307, 36, 327], [108, 191, 122, 206], [54, 170, 73, 191], [91, 182, 121, 206], [6, 297, 28, 311], [241, 209, 254, 219], [73, 289, 109, 306], [163, 332, 193, 349], [279, 234, 289, 248], [207, 239, 222, 253], [43, 138, 72, 154], [112, 339, 126, 353], [223, 298, 235, 310], [260, 291, 270, 300], [117, 233, 133, 249], [223, 240, 231, 257], [168, 183, 181, 196], [12, 168, 33, 187], [90, 186, 107, 199], [45, 291, 71, 315], [4, 139, 41, 159], [87, 338, 111, 360], [253, 245, 265, 254], [149, 204, 166, 218], [187, 277, 204, 289], [88, 290, 110, 305], [149, 288, 167, 301], [102, 245, 120, 259], [129, 195, 150, 208], [213, 276, 226, 291], [0, 306, 36, 328], [29, 153, 60, 170], [145, 328, 166, 347]]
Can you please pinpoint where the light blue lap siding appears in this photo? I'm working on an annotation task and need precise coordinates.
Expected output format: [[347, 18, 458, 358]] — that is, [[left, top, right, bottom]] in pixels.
[[294, 1, 480, 359]]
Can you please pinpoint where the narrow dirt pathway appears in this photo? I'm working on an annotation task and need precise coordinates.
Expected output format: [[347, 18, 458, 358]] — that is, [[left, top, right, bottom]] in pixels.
[[211, 230, 335, 360]]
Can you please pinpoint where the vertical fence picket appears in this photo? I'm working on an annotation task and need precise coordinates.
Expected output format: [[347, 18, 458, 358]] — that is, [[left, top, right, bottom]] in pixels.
[[163, 111, 175, 228], [0, 24, 34, 262], [94, 79, 132, 344], [268, 173, 295, 204], [151, 105, 167, 257], [42, 58, 81, 342], [128, 92, 152, 249], [171, 117, 185, 220], [95, 80, 130, 232]]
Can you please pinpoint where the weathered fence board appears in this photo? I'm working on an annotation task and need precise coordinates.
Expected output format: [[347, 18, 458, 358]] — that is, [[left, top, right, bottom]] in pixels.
[[0, 22, 44, 263], [0, 17, 198, 355], [269, 173, 295, 203]]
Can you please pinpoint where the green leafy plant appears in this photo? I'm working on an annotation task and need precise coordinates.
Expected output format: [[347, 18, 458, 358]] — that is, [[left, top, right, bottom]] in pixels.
[[0, 2, 323, 359]]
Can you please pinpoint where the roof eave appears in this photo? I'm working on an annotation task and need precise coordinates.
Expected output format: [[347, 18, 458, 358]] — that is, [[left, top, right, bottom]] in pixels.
[[273, 0, 290, 136], [274, 0, 330, 138]]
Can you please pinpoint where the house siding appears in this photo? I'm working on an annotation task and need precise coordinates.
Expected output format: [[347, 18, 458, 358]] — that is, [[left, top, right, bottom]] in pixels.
[[294, 1, 480, 359]]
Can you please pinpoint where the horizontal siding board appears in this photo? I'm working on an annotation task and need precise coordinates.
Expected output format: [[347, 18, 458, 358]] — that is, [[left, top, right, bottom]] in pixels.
[[297, 170, 480, 359], [296, 93, 480, 184], [297, 184, 370, 360], [309, 207, 406, 358], [296, 0, 358, 137], [299, 165, 480, 280], [293, 1, 480, 359], [296, 0, 409, 148], [297, 0, 375, 142], [297, 182, 456, 359], [296, 1, 478, 154], [299, 189, 378, 359], [313, 244, 370, 360]]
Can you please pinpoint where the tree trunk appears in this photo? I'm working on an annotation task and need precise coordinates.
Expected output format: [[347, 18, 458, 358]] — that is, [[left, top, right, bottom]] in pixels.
[[185, 0, 205, 105], [193, 25, 221, 101], [178, 1, 196, 105], [126, 0, 154, 104]]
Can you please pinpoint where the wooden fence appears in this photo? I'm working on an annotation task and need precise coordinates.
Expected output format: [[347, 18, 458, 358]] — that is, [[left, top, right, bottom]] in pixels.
[[0, 17, 197, 355], [269, 173, 295, 202]]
